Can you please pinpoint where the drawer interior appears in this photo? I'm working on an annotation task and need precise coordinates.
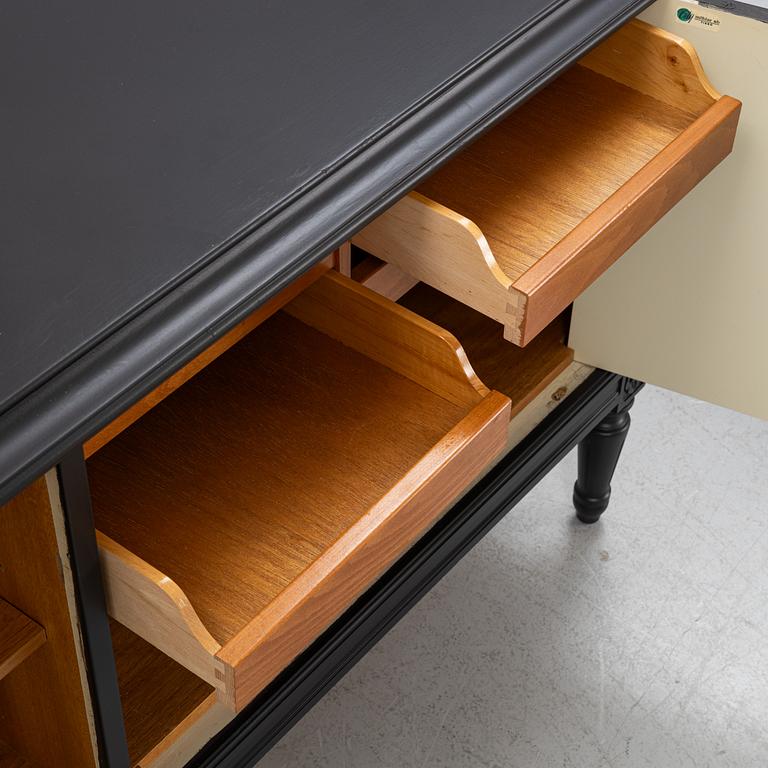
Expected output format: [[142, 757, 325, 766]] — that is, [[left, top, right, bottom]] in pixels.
[[353, 20, 740, 345], [89, 272, 510, 712], [416, 64, 687, 280]]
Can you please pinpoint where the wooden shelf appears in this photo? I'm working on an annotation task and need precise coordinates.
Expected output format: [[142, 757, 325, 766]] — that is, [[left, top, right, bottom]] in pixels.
[[353, 20, 740, 345], [0, 599, 45, 684], [89, 273, 510, 712]]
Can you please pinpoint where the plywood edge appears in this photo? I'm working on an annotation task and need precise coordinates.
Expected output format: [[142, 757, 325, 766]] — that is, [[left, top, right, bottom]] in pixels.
[[84, 258, 331, 458], [136, 694, 233, 768], [0, 599, 46, 682], [352, 191, 512, 324], [579, 19, 720, 115], [285, 271, 491, 408], [513, 94, 741, 346], [45, 470, 101, 767], [216, 390, 511, 710], [449, 362, 594, 508], [505, 361, 593, 449], [508, 349, 575, 424], [96, 532, 227, 691]]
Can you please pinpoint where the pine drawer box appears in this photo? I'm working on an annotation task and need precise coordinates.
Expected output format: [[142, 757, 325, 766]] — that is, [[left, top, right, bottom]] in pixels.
[[352, 21, 740, 346], [86, 269, 583, 766], [87, 272, 513, 714]]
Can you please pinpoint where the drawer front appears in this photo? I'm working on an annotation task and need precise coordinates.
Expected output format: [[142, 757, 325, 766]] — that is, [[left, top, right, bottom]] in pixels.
[[89, 273, 510, 714], [353, 20, 740, 346]]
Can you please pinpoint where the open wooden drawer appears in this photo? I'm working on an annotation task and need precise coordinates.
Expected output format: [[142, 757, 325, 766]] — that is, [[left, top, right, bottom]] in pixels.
[[352, 20, 741, 345], [87, 272, 511, 713], [99, 278, 586, 768]]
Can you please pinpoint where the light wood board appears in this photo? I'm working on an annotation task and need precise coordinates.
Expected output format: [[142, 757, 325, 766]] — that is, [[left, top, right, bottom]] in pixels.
[[354, 21, 739, 345], [110, 620, 229, 767]]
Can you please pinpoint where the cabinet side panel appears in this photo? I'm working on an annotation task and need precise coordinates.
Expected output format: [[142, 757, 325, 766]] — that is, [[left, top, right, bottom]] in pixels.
[[0, 476, 99, 767], [570, 2, 768, 420]]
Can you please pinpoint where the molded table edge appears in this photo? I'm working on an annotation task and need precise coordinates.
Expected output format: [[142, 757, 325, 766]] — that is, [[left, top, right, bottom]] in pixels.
[[0, 0, 652, 506]]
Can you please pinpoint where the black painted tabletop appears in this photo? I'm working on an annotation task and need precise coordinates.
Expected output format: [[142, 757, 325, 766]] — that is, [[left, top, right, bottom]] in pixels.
[[0, 0, 649, 503]]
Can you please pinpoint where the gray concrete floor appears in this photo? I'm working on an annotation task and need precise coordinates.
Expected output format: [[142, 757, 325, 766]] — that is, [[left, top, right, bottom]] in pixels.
[[260, 386, 768, 768]]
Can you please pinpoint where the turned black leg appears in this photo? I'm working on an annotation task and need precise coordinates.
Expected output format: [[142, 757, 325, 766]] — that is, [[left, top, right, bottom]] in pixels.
[[573, 398, 634, 524]]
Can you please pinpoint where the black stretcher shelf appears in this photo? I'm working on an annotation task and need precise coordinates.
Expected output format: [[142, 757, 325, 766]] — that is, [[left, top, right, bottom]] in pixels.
[[0, 0, 651, 504]]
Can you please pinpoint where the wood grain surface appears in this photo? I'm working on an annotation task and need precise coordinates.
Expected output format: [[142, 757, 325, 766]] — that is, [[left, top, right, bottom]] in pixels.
[[0, 600, 45, 684], [354, 62, 697, 338], [0, 476, 98, 767], [89, 275, 508, 706], [91, 313, 467, 642], [85, 258, 331, 458], [352, 190, 514, 327], [579, 19, 719, 116], [110, 620, 222, 766], [418, 64, 695, 279], [353, 21, 738, 345], [398, 283, 573, 418], [90, 276, 510, 709], [217, 391, 510, 708], [98, 533, 224, 690], [514, 94, 740, 343], [285, 271, 489, 408]]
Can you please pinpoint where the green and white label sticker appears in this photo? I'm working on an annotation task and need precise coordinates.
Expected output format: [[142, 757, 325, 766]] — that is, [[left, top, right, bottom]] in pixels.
[[675, 3, 722, 32]]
